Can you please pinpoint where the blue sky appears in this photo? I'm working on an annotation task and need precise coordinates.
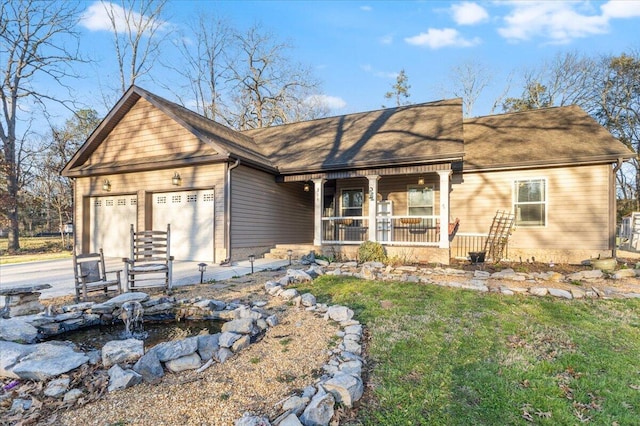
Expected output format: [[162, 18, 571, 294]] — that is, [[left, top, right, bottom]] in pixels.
[[57, 1, 640, 122]]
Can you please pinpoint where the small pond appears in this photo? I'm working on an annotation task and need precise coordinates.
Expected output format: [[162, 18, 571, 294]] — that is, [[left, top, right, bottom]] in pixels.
[[48, 319, 224, 351]]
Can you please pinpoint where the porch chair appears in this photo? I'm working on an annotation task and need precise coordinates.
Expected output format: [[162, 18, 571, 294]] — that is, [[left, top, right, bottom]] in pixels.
[[73, 248, 122, 302], [123, 224, 173, 294]]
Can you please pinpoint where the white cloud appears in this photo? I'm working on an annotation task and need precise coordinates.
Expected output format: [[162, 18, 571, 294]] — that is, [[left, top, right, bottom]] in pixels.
[[601, 0, 640, 18], [404, 28, 481, 49], [361, 64, 397, 79], [497, 1, 628, 44], [80, 1, 167, 33], [307, 94, 347, 110], [451, 2, 489, 25], [360, 5, 372, 12]]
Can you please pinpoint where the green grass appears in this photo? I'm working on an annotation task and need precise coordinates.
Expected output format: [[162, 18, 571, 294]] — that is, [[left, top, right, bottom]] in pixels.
[[0, 237, 72, 264], [299, 275, 640, 425]]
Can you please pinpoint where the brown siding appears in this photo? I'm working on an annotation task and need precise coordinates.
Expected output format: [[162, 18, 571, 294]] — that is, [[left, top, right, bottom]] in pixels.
[[74, 164, 226, 259], [88, 98, 217, 165], [450, 165, 611, 251], [231, 165, 313, 248]]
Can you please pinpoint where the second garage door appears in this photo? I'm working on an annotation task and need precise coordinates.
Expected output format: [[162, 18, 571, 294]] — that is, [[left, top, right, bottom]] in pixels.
[[152, 190, 215, 262]]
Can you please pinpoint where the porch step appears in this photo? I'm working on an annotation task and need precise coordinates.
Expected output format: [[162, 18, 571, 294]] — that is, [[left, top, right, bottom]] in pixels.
[[264, 244, 320, 260]]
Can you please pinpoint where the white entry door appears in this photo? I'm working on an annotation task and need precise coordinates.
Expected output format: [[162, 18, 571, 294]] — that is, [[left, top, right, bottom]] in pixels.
[[90, 195, 137, 258], [152, 190, 215, 262]]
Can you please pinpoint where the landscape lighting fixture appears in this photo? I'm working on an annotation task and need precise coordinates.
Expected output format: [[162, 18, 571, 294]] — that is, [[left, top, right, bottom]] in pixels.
[[248, 254, 256, 274], [198, 263, 207, 284], [287, 249, 293, 266], [172, 172, 182, 186]]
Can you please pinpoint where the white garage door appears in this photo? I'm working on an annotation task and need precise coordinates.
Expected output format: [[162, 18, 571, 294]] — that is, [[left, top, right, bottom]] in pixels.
[[152, 190, 215, 262], [90, 195, 137, 258]]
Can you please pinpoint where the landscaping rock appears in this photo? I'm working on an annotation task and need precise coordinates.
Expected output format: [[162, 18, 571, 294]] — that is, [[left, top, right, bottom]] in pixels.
[[219, 331, 242, 348], [0, 317, 39, 343], [197, 333, 220, 361], [151, 336, 198, 362], [280, 289, 300, 301], [529, 287, 548, 297], [165, 353, 202, 373], [231, 335, 251, 353], [44, 377, 71, 398], [282, 395, 310, 415], [300, 293, 317, 307], [133, 350, 164, 384], [102, 338, 144, 368], [217, 347, 234, 363], [548, 288, 572, 299], [107, 364, 142, 392], [10, 342, 88, 381], [276, 412, 303, 426], [322, 372, 363, 407], [63, 388, 83, 403], [287, 269, 313, 283], [235, 412, 271, 426], [300, 387, 335, 426], [324, 305, 354, 322], [223, 318, 256, 334]]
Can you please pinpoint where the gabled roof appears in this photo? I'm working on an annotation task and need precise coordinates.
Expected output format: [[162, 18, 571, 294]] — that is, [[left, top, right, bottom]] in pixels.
[[463, 105, 635, 171], [62, 86, 276, 177], [243, 98, 465, 174]]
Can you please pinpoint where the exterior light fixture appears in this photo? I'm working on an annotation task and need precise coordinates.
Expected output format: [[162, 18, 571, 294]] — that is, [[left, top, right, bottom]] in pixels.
[[287, 249, 293, 266], [102, 179, 111, 192], [172, 172, 182, 186], [248, 254, 255, 274], [198, 263, 207, 284], [303, 182, 310, 192], [417, 176, 425, 185]]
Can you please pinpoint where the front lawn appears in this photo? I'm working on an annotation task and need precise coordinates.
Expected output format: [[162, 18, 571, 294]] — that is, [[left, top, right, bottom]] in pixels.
[[0, 237, 72, 264], [302, 275, 640, 425]]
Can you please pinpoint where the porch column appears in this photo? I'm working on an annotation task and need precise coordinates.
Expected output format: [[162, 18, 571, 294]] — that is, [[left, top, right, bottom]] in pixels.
[[438, 170, 453, 249], [367, 175, 380, 242], [312, 178, 325, 246]]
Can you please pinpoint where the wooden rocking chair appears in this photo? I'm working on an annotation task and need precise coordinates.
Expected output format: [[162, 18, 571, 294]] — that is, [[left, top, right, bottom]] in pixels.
[[73, 248, 122, 302], [123, 224, 173, 294]]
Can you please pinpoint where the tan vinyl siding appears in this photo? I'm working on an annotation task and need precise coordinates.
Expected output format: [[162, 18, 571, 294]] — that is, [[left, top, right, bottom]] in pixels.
[[231, 165, 313, 248], [89, 98, 217, 164], [450, 165, 611, 250], [74, 164, 226, 259]]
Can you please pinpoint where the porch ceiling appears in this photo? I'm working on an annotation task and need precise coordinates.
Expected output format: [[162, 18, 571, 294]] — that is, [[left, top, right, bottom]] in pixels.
[[277, 162, 456, 182]]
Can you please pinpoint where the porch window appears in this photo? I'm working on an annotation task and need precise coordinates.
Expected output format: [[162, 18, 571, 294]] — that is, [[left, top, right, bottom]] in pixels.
[[341, 189, 363, 217], [408, 186, 434, 225], [514, 178, 546, 226]]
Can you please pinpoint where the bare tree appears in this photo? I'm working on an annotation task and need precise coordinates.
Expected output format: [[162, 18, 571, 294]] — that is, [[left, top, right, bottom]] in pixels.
[[225, 24, 323, 130], [447, 59, 492, 117], [168, 12, 233, 121], [0, 0, 82, 252], [383, 69, 411, 108], [101, 0, 169, 94]]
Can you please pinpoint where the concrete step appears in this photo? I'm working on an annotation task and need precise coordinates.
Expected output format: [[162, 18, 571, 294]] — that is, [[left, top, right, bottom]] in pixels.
[[265, 244, 319, 260]]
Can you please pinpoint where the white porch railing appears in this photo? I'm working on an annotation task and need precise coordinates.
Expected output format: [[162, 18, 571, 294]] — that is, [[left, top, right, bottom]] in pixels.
[[322, 216, 369, 244], [321, 215, 441, 246]]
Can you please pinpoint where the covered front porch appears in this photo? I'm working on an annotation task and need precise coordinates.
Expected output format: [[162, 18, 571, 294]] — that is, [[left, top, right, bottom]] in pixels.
[[279, 164, 456, 263]]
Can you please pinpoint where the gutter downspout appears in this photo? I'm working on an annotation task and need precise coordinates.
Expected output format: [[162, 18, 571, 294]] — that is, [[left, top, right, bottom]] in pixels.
[[612, 158, 624, 258], [223, 158, 241, 264]]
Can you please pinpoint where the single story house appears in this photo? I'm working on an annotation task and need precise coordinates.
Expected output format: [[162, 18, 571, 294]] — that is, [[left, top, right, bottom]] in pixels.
[[62, 86, 635, 264]]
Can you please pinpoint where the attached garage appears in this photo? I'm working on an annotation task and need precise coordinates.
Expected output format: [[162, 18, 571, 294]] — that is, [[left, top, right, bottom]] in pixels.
[[89, 195, 137, 258], [152, 190, 215, 262]]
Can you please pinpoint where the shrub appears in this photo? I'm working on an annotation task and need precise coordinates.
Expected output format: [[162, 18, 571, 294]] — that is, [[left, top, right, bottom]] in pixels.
[[358, 241, 387, 263]]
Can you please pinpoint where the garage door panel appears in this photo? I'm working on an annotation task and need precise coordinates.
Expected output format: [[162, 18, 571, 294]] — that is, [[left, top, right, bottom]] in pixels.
[[153, 190, 214, 262], [90, 196, 137, 258]]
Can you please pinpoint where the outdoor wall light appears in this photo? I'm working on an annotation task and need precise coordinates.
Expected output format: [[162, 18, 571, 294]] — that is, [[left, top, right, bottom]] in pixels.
[[172, 172, 182, 186], [303, 182, 310, 192], [198, 263, 207, 284], [248, 254, 256, 274], [417, 176, 425, 185], [287, 249, 293, 265], [102, 179, 111, 192]]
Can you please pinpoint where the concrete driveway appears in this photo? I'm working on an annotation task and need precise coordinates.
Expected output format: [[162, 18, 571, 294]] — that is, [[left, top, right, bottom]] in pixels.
[[0, 257, 290, 306]]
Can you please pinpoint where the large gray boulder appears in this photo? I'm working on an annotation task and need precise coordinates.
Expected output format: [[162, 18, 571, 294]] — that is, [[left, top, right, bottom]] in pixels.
[[197, 333, 220, 361], [322, 372, 363, 407], [222, 318, 256, 334], [324, 305, 354, 322], [299, 387, 335, 426], [164, 353, 202, 373], [102, 338, 144, 368], [107, 364, 142, 392], [133, 350, 164, 384], [9, 342, 88, 381], [151, 336, 199, 362], [0, 317, 39, 343]]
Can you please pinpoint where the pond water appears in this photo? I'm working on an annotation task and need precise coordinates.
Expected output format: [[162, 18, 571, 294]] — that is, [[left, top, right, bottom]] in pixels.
[[50, 319, 224, 351]]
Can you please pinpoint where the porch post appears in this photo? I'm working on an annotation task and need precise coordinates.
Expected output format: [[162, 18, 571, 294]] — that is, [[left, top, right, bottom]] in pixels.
[[367, 175, 380, 242], [312, 178, 325, 246], [438, 170, 453, 249]]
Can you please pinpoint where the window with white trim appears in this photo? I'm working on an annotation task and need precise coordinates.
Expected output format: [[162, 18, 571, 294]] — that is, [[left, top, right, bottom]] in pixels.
[[341, 189, 363, 217], [514, 178, 546, 226], [408, 186, 434, 226]]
